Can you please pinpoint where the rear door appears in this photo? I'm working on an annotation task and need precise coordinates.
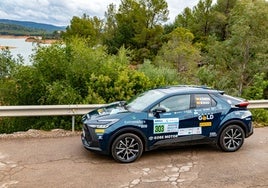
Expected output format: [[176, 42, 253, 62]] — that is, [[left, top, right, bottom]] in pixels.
[[192, 94, 222, 140]]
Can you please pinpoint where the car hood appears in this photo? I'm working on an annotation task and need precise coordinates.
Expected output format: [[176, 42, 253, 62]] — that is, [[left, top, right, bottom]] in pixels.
[[82, 101, 128, 122]]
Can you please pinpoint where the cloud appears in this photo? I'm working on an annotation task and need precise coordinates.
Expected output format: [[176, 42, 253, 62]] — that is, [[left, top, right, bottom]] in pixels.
[[167, 0, 200, 20], [0, 0, 199, 26]]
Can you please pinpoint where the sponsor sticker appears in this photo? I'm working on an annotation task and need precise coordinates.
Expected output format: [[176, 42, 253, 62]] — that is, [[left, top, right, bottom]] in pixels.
[[209, 132, 217, 137], [178, 127, 202, 136], [153, 118, 179, 134], [196, 96, 211, 105], [150, 134, 178, 140], [198, 114, 214, 121], [124, 120, 145, 124], [95, 129, 105, 134], [199, 122, 212, 127]]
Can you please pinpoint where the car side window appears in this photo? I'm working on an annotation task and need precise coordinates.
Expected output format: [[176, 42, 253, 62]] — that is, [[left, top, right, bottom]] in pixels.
[[151, 95, 191, 112], [194, 94, 216, 108]]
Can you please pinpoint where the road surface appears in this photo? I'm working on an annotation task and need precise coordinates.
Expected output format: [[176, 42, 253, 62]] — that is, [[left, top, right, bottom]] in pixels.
[[1, 127, 268, 188]]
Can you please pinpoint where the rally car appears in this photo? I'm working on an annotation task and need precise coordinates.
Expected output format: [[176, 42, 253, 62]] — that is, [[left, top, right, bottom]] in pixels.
[[81, 85, 253, 163]]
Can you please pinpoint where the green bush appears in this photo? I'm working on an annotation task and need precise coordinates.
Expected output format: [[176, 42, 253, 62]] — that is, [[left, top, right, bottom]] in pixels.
[[0, 40, 182, 134], [251, 109, 268, 127], [0, 116, 74, 134]]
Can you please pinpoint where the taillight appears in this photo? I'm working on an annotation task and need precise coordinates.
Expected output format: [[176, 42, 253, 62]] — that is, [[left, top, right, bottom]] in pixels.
[[235, 101, 249, 108]]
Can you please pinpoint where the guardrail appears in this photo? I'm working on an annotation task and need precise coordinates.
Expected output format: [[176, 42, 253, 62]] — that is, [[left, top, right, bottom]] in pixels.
[[247, 100, 268, 109], [0, 100, 267, 131], [0, 104, 104, 132]]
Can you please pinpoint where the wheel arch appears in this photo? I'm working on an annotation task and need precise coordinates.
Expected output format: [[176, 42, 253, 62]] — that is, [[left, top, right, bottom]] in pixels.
[[217, 119, 247, 142], [108, 126, 148, 155]]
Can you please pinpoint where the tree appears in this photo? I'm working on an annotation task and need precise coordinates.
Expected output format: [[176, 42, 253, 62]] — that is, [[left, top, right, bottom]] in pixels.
[[228, 0, 268, 95], [0, 49, 16, 78], [103, 3, 119, 54], [138, 60, 178, 87], [155, 27, 201, 83], [103, 0, 169, 62], [140, 0, 169, 28], [174, 7, 194, 29], [210, 0, 237, 40], [174, 0, 237, 42], [174, 0, 214, 47], [192, 0, 213, 39], [0, 49, 23, 105], [200, 0, 268, 96], [62, 14, 103, 46]]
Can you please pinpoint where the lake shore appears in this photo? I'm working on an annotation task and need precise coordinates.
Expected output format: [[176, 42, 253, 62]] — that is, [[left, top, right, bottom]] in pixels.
[[0, 35, 25, 49], [0, 35, 58, 45], [0, 35, 57, 64], [0, 35, 27, 39]]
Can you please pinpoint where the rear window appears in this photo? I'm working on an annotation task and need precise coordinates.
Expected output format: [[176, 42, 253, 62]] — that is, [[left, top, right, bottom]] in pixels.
[[219, 94, 243, 105], [194, 94, 217, 108]]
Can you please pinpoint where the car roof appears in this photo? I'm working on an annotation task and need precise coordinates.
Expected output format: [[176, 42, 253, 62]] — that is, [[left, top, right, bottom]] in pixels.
[[154, 85, 224, 95]]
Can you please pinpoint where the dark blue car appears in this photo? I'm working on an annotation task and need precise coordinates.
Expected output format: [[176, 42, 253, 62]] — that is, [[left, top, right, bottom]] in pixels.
[[81, 86, 253, 163]]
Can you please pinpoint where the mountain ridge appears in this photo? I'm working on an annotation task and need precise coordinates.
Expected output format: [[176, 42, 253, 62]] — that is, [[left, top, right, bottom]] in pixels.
[[0, 19, 66, 32]]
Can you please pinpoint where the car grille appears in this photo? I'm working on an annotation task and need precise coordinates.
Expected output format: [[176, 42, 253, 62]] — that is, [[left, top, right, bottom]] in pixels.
[[82, 124, 101, 148], [83, 124, 92, 142]]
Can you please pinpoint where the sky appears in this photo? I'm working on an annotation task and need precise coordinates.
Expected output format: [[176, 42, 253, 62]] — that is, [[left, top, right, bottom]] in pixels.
[[0, 0, 200, 26]]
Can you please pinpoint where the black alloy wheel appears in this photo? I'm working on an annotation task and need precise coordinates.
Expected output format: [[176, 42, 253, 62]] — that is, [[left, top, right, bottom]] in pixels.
[[111, 133, 143, 163], [219, 125, 245, 152]]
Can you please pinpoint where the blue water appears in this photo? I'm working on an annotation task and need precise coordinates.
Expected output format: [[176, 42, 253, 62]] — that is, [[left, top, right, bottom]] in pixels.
[[0, 37, 40, 65]]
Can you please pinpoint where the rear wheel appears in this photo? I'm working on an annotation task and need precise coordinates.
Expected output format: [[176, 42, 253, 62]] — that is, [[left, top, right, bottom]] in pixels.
[[219, 125, 245, 152], [111, 133, 143, 163]]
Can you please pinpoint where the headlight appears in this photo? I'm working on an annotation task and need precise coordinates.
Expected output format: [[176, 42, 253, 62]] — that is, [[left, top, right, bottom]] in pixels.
[[87, 119, 119, 129]]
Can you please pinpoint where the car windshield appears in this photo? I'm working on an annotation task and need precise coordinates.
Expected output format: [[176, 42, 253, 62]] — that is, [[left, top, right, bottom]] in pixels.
[[126, 90, 166, 112]]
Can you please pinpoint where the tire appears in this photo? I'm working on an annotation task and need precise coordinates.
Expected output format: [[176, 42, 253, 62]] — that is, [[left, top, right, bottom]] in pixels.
[[219, 125, 245, 152], [111, 133, 143, 163]]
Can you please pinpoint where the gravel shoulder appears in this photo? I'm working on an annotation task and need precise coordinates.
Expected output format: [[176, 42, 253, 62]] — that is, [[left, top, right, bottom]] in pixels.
[[0, 129, 81, 139]]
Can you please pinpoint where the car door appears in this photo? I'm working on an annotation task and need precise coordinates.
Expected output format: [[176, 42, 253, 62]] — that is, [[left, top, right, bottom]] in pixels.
[[146, 94, 198, 148], [192, 93, 222, 141]]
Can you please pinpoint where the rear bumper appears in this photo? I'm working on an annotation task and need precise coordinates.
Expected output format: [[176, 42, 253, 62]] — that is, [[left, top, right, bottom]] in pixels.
[[246, 122, 254, 138]]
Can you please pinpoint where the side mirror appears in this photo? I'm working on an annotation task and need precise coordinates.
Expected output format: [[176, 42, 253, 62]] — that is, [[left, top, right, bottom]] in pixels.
[[152, 107, 166, 118]]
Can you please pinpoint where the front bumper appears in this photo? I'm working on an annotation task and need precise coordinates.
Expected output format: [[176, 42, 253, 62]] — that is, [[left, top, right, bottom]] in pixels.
[[81, 124, 104, 153]]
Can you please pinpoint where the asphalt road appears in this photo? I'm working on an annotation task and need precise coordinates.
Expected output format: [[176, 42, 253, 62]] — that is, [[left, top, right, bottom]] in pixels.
[[1, 127, 268, 188]]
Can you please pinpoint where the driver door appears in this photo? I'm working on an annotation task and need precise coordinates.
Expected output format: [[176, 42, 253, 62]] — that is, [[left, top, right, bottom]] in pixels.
[[146, 94, 197, 148]]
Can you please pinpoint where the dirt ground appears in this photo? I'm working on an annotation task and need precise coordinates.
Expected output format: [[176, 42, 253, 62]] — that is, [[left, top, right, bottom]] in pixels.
[[0, 127, 268, 188]]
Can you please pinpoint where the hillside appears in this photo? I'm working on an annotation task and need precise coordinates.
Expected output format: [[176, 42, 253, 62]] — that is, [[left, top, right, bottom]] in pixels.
[[0, 23, 46, 36], [0, 19, 66, 32]]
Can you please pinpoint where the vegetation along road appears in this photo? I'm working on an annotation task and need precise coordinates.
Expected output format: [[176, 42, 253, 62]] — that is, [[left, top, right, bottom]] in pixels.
[[0, 127, 268, 188]]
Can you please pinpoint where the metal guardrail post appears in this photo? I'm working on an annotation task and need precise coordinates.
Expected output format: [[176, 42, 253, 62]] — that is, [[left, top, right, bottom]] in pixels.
[[72, 116, 75, 132]]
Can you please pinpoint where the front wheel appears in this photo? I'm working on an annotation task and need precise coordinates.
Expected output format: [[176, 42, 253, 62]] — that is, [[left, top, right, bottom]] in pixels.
[[219, 125, 245, 152], [111, 133, 143, 163]]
